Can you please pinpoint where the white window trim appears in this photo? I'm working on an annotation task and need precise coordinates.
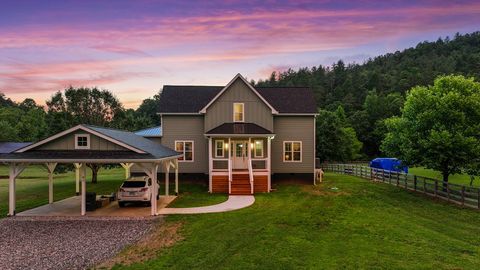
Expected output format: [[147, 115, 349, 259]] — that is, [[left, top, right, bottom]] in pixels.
[[283, 141, 302, 162], [75, 134, 90, 150], [254, 139, 264, 158], [175, 140, 194, 162], [214, 139, 224, 158], [233, 103, 244, 122]]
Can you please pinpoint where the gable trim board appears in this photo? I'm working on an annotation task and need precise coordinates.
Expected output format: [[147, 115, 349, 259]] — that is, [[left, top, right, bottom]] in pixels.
[[199, 74, 279, 114], [17, 125, 146, 154]]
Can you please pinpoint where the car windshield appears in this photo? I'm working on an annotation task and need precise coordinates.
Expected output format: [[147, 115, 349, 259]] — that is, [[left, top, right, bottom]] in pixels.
[[122, 181, 146, 188]]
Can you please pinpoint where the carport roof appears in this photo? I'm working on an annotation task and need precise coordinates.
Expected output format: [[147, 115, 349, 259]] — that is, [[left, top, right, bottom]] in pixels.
[[0, 125, 181, 163]]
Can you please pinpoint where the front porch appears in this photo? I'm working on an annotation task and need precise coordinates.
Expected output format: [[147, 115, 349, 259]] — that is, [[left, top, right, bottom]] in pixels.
[[208, 136, 272, 195]]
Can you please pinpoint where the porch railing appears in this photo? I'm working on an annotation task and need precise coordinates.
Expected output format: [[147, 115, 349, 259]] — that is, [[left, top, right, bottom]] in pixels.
[[248, 159, 254, 194]]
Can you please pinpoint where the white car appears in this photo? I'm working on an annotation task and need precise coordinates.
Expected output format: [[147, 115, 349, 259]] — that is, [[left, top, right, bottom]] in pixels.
[[117, 176, 158, 207]]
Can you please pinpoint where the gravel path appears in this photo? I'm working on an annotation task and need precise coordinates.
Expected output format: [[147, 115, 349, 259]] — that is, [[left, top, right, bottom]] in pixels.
[[0, 216, 159, 270]]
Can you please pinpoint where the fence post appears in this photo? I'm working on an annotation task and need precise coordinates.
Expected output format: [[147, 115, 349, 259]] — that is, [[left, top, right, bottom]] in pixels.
[[396, 173, 400, 187], [461, 186, 465, 206], [423, 179, 426, 193], [404, 174, 407, 189], [370, 167, 373, 180], [414, 175, 417, 191], [447, 184, 450, 202], [434, 181, 438, 198], [478, 188, 480, 209]]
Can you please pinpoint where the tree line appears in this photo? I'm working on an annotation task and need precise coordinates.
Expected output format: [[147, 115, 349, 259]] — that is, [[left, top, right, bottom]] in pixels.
[[0, 87, 161, 143], [254, 31, 480, 161]]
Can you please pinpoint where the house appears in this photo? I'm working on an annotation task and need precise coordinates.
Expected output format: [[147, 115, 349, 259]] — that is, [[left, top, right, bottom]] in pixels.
[[133, 74, 317, 194]]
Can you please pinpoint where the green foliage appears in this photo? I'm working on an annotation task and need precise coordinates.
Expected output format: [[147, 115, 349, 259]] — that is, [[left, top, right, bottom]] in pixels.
[[382, 75, 480, 182], [316, 107, 362, 162], [256, 32, 480, 157], [0, 104, 47, 142]]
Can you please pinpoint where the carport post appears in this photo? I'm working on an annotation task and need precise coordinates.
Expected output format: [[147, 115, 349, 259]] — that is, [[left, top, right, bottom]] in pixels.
[[174, 159, 179, 195], [8, 163, 26, 216], [120, 163, 134, 180], [74, 163, 81, 195], [46, 163, 57, 204], [151, 163, 158, 216], [80, 163, 87, 216], [165, 161, 170, 196]]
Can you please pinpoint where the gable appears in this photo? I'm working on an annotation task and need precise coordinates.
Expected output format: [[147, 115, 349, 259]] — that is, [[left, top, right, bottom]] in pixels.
[[204, 77, 274, 132], [34, 130, 130, 151], [200, 74, 277, 114]]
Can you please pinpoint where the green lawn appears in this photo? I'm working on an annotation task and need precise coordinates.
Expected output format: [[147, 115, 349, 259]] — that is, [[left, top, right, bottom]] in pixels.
[[409, 167, 478, 187], [0, 165, 126, 217], [112, 173, 480, 270]]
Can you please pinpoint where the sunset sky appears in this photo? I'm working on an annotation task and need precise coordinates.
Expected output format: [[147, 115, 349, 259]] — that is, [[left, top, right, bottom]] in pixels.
[[1, 0, 479, 108]]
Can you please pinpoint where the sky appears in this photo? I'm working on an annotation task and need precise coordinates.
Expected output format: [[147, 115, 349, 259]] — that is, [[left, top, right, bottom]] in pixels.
[[0, 0, 479, 108]]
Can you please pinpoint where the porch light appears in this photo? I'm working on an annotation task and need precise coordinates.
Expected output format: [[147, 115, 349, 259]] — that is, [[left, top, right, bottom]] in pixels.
[[224, 143, 229, 149], [250, 143, 254, 149]]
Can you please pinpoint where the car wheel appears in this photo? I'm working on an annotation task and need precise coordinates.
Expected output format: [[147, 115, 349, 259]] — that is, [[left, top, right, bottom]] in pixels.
[[118, 201, 125, 207]]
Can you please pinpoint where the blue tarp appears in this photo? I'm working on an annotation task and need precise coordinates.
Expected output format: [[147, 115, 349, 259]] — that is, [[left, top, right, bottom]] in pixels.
[[369, 158, 408, 173]]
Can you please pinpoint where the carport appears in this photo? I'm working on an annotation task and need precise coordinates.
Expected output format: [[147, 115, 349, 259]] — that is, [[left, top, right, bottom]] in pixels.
[[0, 124, 182, 217]]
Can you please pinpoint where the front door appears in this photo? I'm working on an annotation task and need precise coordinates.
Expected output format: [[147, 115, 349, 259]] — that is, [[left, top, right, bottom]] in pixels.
[[232, 141, 248, 169]]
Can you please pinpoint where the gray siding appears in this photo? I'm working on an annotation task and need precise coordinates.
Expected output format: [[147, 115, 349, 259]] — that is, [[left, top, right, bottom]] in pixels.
[[204, 78, 273, 132], [161, 115, 208, 173], [37, 131, 128, 151], [271, 116, 315, 173]]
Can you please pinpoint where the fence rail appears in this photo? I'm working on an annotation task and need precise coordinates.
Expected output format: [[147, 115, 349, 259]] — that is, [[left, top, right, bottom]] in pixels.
[[321, 164, 480, 210]]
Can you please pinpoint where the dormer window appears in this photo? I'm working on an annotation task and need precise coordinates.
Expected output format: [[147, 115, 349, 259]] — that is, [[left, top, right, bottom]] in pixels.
[[233, 103, 244, 122], [75, 134, 90, 149]]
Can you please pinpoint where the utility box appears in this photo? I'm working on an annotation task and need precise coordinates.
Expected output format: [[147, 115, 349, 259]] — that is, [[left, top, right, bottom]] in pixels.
[[86, 192, 97, 211], [369, 158, 408, 173]]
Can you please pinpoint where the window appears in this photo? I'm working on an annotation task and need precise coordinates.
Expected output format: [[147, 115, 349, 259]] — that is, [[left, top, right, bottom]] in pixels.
[[283, 141, 302, 162], [215, 140, 224, 157], [254, 140, 264, 158], [175, 141, 194, 162], [233, 103, 244, 122], [75, 134, 90, 149]]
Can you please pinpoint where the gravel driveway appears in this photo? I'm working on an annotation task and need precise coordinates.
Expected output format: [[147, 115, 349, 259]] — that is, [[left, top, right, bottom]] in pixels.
[[0, 216, 158, 270]]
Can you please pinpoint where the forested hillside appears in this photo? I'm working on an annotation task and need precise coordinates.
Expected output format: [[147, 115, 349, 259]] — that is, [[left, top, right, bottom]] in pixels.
[[255, 32, 480, 158]]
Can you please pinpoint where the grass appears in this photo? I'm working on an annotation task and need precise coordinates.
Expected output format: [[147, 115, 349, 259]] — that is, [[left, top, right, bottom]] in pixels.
[[110, 172, 480, 270], [409, 167, 478, 187], [168, 183, 228, 208], [0, 165, 125, 217]]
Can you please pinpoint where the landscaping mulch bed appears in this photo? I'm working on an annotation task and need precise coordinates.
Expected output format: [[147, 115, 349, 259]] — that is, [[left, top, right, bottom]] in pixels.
[[0, 216, 159, 270]]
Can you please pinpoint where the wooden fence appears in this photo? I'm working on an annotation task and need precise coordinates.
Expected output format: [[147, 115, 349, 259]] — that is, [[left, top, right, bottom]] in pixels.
[[321, 164, 480, 210]]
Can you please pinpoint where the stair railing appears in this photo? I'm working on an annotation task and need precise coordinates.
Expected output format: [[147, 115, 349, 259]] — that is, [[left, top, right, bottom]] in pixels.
[[228, 159, 232, 194], [248, 158, 254, 194]]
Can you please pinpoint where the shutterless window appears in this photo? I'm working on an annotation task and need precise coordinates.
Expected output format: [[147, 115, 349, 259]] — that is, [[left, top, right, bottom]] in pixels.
[[284, 141, 301, 162], [233, 103, 244, 122], [175, 141, 194, 162], [254, 140, 264, 158], [215, 140, 224, 157], [75, 134, 90, 149]]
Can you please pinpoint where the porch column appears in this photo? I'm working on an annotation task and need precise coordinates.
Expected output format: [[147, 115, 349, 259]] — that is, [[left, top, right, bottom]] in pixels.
[[165, 161, 170, 196], [174, 159, 179, 195], [208, 137, 212, 193], [151, 163, 158, 216], [8, 163, 26, 216], [74, 163, 81, 195], [46, 163, 57, 204], [268, 137, 272, 192], [120, 163, 134, 179], [80, 163, 87, 216]]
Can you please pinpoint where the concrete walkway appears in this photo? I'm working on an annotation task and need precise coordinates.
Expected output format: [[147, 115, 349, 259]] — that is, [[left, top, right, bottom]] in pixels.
[[17, 196, 176, 217], [158, 195, 255, 214]]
